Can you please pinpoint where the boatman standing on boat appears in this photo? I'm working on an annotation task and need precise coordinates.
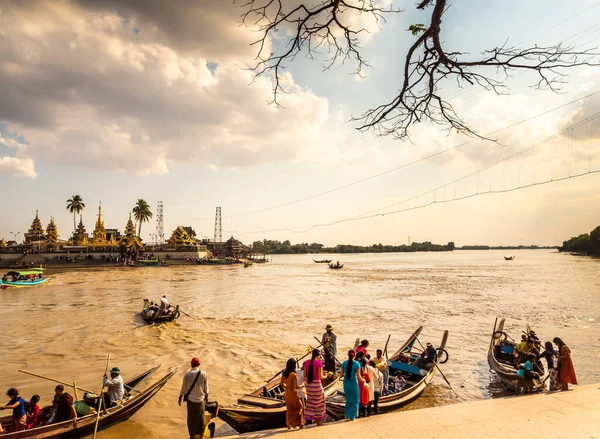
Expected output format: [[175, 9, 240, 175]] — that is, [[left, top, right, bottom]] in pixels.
[[321, 324, 337, 373], [161, 295, 169, 313], [103, 367, 124, 409], [179, 357, 209, 439]]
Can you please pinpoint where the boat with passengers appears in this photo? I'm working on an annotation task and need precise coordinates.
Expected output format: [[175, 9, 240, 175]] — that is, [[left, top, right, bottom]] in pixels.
[[1, 268, 49, 288]]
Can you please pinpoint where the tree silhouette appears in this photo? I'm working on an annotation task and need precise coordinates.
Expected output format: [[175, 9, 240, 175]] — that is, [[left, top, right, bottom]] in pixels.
[[66, 195, 85, 241], [240, 0, 598, 140], [132, 199, 153, 239]]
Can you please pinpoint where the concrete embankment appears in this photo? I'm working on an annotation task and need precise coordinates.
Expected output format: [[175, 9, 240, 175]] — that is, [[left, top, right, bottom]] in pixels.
[[220, 384, 599, 438]]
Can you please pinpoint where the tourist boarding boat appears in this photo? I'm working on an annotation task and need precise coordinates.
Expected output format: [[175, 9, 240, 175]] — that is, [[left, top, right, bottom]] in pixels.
[[488, 318, 549, 392], [325, 326, 449, 419], [0, 268, 48, 288], [218, 350, 342, 433], [0, 366, 177, 438]]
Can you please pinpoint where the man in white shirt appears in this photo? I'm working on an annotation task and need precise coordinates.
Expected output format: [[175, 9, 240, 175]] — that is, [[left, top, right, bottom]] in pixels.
[[179, 357, 209, 439], [160, 295, 169, 313], [375, 349, 389, 395], [103, 366, 124, 409]]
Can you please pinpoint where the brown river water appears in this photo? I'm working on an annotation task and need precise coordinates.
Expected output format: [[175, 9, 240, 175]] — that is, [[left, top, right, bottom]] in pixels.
[[1, 250, 599, 438]]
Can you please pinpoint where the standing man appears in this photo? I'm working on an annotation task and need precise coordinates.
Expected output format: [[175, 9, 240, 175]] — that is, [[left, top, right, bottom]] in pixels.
[[375, 349, 389, 396], [179, 357, 209, 439], [103, 366, 125, 409], [321, 324, 337, 373], [160, 295, 169, 314]]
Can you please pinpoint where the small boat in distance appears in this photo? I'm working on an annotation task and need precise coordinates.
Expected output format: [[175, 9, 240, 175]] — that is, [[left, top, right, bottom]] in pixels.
[[329, 262, 343, 269], [1, 268, 48, 288], [313, 259, 332, 263], [128, 259, 166, 267], [141, 299, 181, 324], [504, 256, 515, 260]]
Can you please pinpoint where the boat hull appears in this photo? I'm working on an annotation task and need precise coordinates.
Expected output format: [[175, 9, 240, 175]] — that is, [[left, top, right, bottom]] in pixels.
[[326, 327, 449, 420], [0, 366, 175, 438], [487, 318, 548, 392], [0, 277, 49, 287]]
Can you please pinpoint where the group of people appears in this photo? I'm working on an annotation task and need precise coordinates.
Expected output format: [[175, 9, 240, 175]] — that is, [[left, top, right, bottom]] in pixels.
[[277, 324, 404, 429], [0, 367, 124, 434], [514, 332, 577, 394], [144, 295, 178, 319]]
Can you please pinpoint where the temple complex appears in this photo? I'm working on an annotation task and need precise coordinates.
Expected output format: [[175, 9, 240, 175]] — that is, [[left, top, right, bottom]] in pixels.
[[167, 226, 197, 247], [89, 203, 118, 247], [44, 217, 60, 251], [119, 213, 143, 255], [74, 216, 88, 246], [24, 210, 45, 244]]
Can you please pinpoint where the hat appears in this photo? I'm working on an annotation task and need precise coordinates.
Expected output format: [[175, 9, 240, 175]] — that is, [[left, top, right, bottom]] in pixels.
[[110, 367, 120, 374], [426, 342, 432, 347], [191, 357, 201, 367], [325, 324, 333, 331]]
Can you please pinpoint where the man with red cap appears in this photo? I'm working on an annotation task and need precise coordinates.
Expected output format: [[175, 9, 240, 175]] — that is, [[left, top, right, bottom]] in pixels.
[[179, 357, 209, 439]]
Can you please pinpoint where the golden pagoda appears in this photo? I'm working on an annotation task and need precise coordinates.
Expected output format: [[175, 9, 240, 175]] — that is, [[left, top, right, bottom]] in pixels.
[[91, 202, 109, 245], [119, 213, 143, 254], [24, 209, 46, 244], [45, 216, 60, 251], [74, 215, 88, 246], [167, 226, 197, 247], [0, 238, 6, 247]]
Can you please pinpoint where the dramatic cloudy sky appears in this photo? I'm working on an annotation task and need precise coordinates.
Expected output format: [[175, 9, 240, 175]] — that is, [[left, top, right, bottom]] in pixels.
[[1, 0, 599, 246]]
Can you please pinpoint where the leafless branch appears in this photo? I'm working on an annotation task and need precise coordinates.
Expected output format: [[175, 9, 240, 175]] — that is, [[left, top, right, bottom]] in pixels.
[[240, 0, 600, 139]]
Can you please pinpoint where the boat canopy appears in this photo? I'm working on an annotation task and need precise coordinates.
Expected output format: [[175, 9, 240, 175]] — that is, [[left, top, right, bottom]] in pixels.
[[4, 269, 45, 276]]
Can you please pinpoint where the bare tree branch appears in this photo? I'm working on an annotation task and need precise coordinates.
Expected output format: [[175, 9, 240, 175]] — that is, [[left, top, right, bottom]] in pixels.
[[239, 0, 599, 139]]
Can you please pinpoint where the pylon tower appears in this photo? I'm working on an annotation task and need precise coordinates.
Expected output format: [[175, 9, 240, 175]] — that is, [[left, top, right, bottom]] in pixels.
[[214, 207, 222, 243], [156, 201, 164, 244]]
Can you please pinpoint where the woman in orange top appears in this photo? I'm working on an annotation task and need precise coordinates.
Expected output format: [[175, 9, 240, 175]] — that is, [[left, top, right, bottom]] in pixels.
[[280, 358, 303, 429], [553, 337, 577, 391]]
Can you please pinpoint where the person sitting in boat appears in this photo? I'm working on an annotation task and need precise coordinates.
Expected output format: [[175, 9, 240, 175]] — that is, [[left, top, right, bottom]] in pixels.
[[515, 338, 538, 365], [25, 394, 41, 429], [52, 385, 77, 424], [0, 388, 27, 433], [413, 342, 437, 370], [103, 367, 125, 409]]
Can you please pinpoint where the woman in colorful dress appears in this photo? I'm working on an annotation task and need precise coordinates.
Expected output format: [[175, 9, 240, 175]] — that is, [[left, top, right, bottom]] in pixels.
[[358, 357, 371, 417], [303, 349, 328, 426], [553, 337, 577, 391], [280, 358, 303, 430], [339, 350, 365, 421]]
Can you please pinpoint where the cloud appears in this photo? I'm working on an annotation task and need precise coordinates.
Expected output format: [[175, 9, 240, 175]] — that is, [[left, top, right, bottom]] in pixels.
[[0, 157, 37, 178], [0, 1, 339, 175]]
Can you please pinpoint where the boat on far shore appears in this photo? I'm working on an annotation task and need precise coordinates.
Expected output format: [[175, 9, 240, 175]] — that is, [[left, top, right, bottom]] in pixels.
[[313, 259, 332, 263], [1, 268, 48, 288], [504, 256, 515, 260], [128, 259, 166, 267]]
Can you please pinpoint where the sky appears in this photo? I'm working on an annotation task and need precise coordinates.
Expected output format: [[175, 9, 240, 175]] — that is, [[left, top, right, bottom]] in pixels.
[[1, 0, 599, 247]]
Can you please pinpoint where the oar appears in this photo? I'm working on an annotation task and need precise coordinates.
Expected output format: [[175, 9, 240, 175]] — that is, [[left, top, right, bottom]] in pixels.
[[18, 370, 95, 394], [313, 336, 342, 366], [383, 334, 391, 358], [92, 353, 111, 439], [264, 341, 323, 384], [415, 336, 458, 398]]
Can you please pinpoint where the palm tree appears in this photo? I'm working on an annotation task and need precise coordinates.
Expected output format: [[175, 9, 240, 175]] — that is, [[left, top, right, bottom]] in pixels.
[[132, 199, 153, 238], [66, 195, 85, 239]]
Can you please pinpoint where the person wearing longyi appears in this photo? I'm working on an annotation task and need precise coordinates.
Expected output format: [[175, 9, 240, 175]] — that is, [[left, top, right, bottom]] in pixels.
[[321, 324, 337, 373], [103, 366, 125, 409], [179, 357, 209, 439], [0, 388, 27, 432]]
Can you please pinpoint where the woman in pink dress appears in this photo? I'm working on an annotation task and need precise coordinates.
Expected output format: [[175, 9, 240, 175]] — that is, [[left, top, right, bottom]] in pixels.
[[303, 349, 328, 426], [358, 357, 370, 417]]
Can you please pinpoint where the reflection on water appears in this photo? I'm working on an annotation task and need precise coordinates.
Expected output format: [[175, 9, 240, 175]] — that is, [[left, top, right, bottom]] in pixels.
[[1, 250, 599, 437]]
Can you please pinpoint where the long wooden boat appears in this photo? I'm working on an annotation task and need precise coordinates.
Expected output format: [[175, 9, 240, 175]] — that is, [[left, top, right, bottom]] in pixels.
[[328, 263, 343, 269], [325, 327, 449, 420], [0, 365, 177, 438], [487, 318, 549, 392], [504, 256, 515, 260], [197, 258, 236, 265], [127, 259, 165, 267], [1, 268, 49, 288], [140, 299, 181, 324], [313, 259, 332, 263], [218, 356, 342, 433]]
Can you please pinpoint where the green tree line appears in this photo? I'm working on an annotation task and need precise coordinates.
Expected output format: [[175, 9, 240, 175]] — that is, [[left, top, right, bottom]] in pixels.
[[559, 225, 600, 255], [251, 240, 455, 254]]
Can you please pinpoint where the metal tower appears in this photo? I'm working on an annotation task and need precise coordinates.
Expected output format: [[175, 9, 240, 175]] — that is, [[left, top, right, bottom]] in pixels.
[[156, 201, 164, 244], [214, 207, 222, 243]]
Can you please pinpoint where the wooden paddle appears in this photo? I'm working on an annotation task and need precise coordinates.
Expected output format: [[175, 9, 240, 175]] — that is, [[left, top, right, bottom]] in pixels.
[[313, 336, 342, 366], [18, 370, 95, 394], [92, 353, 111, 439], [414, 336, 458, 398], [383, 334, 391, 358]]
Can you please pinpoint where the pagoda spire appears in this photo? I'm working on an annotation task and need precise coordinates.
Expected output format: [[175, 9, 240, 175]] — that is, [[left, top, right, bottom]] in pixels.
[[92, 201, 107, 244]]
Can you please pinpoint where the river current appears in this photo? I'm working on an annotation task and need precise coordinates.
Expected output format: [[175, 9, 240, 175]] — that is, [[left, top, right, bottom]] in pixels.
[[1, 250, 599, 438]]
